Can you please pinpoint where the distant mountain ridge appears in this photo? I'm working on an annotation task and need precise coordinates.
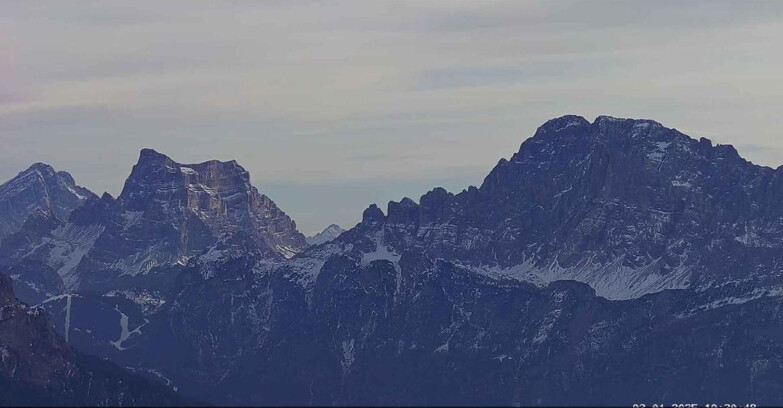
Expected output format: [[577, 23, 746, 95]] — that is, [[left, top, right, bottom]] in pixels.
[[3, 116, 783, 405], [306, 224, 346, 246]]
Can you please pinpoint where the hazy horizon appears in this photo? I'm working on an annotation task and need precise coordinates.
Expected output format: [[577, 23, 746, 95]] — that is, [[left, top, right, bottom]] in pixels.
[[2, 1, 783, 234]]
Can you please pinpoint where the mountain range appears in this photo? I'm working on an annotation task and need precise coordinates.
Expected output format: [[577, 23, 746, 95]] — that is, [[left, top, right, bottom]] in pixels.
[[3, 115, 783, 406]]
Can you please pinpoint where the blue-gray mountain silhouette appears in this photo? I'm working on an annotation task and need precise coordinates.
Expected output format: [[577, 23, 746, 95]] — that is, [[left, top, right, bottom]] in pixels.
[[3, 116, 783, 405]]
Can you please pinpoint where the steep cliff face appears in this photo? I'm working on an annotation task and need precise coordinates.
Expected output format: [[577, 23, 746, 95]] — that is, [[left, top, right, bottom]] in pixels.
[[71, 149, 306, 291], [0, 272, 192, 406], [0, 163, 95, 243], [118, 149, 305, 258], [0, 149, 307, 296]]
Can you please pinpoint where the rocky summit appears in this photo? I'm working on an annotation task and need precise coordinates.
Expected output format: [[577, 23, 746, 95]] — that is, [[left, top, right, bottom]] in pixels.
[[3, 116, 783, 406], [119, 149, 306, 259], [306, 223, 346, 246], [0, 149, 306, 300], [0, 163, 95, 243]]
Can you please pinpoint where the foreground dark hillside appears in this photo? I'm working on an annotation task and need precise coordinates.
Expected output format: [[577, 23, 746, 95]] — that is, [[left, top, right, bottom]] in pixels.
[[0, 272, 194, 406]]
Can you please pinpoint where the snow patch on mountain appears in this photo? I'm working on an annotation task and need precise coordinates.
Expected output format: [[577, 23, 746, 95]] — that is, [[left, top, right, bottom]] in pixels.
[[64, 294, 72, 342], [459, 255, 692, 301], [275, 245, 298, 259], [48, 224, 104, 288], [677, 285, 783, 318], [535, 255, 693, 300], [361, 231, 401, 267], [460, 258, 544, 287], [109, 246, 174, 277], [110, 305, 147, 351], [179, 166, 197, 175], [105, 289, 167, 315]]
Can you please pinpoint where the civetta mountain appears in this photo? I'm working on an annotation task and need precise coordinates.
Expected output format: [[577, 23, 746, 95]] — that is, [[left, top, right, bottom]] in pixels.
[[3, 115, 783, 405]]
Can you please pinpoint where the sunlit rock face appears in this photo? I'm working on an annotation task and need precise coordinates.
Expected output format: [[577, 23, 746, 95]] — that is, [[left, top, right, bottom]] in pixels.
[[119, 149, 305, 258]]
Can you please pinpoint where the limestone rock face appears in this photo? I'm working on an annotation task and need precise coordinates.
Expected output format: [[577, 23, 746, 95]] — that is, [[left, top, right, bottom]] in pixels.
[[119, 149, 305, 257]]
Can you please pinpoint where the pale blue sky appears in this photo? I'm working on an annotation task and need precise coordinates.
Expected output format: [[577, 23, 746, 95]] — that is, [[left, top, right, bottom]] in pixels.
[[2, 1, 783, 234]]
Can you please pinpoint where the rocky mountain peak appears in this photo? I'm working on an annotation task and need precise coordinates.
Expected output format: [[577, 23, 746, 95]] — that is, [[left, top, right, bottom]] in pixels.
[[361, 204, 385, 225], [387, 197, 419, 226], [4, 163, 93, 200], [119, 149, 255, 212], [534, 114, 591, 135], [24, 162, 56, 175], [136, 147, 174, 165], [0, 162, 95, 242], [306, 224, 346, 246], [116, 148, 307, 264], [0, 149, 308, 296]]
